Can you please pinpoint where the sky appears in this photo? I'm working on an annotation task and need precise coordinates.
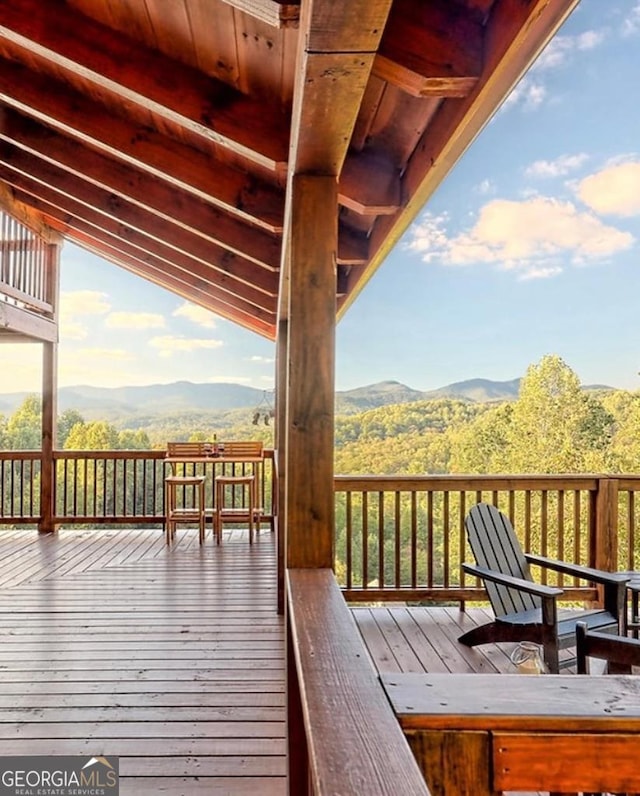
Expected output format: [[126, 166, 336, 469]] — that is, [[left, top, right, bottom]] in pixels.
[[3, 0, 640, 395]]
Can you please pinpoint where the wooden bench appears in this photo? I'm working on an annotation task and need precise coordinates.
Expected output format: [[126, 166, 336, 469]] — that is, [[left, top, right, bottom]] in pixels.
[[382, 671, 640, 795]]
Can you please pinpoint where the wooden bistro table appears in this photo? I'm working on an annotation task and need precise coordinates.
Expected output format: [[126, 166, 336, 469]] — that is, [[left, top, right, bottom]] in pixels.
[[381, 671, 640, 796], [165, 453, 264, 534]]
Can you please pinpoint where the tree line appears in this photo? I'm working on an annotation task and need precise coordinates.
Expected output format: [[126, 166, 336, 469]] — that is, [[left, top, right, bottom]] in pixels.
[[2, 355, 639, 477]]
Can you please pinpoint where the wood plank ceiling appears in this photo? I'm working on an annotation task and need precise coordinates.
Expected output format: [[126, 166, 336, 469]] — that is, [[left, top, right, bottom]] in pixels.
[[0, 0, 581, 340]]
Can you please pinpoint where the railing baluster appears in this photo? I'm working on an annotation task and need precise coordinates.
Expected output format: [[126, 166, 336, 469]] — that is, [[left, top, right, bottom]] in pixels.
[[410, 491, 417, 589], [394, 491, 400, 589]]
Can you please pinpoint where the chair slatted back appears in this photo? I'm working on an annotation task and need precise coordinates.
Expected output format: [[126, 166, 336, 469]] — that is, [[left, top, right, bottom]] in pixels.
[[465, 503, 539, 618], [166, 441, 208, 458], [222, 441, 263, 458]]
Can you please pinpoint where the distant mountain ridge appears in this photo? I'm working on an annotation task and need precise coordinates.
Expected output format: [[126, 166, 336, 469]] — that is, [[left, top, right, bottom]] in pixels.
[[0, 376, 615, 419]]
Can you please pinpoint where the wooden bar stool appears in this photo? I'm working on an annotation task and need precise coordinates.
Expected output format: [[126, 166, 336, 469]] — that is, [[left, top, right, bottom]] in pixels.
[[213, 474, 257, 544], [164, 475, 206, 545]]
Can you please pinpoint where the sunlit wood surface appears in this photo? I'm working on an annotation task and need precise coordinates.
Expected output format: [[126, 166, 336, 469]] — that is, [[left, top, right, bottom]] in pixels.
[[0, 527, 589, 795], [354, 605, 581, 796], [353, 604, 577, 676], [0, 527, 285, 796]]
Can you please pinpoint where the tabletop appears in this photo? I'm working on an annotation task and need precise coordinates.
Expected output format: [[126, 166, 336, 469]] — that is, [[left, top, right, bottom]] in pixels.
[[381, 671, 640, 731]]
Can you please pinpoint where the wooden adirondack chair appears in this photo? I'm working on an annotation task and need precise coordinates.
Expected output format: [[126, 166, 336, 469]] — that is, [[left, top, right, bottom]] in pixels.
[[459, 503, 628, 673], [576, 621, 640, 675]]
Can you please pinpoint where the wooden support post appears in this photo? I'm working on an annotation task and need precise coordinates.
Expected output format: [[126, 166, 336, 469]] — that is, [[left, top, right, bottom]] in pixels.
[[39, 241, 60, 534], [285, 174, 337, 570], [594, 477, 619, 573]]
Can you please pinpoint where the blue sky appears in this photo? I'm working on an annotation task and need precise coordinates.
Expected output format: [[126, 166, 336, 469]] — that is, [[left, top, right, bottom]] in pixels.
[[4, 0, 640, 394]]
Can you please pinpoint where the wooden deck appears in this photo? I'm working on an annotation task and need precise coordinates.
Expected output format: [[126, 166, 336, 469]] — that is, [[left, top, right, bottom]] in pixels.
[[0, 526, 599, 796], [353, 604, 540, 675], [0, 526, 285, 796]]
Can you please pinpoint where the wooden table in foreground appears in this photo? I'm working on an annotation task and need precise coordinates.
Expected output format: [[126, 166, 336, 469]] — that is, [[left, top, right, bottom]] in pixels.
[[381, 672, 640, 796]]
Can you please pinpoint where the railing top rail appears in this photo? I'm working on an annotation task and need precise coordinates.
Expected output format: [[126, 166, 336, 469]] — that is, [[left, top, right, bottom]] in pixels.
[[335, 474, 603, 490], [287, 568, 429, 795]]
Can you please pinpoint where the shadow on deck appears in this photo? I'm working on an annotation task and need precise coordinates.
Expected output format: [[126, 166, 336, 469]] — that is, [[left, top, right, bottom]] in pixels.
[[0, 526, 285, 796]]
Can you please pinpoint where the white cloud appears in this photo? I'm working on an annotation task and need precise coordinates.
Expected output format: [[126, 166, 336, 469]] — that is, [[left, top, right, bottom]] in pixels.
[[407, 197, 634, 279], [247, 355, 275, 364], [622, 2, 640, 36], [577, 161, 640, 217], [60, 290, 111, 317], [173, 301, 217, 329], [149, 335, 224, 358], [503, 29, 605, 114], [60, 319, 88, 341], [475, 179, 495, 196], [105, 312, 165, 330], [503, 78, 547, 112], [525, 154, 589, 179], [535, 31, 605, 71], [59, 290, 111, 343]]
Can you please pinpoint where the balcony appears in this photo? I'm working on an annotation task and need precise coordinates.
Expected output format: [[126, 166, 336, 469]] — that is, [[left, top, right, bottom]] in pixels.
[[1, 451, 639, 794]]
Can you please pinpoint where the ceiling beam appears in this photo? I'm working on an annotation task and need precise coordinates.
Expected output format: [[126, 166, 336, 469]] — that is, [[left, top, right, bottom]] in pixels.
[[0, 58, 285, 234], [373, 0, 483, 97], [72, 234, 276, 339], [7, 183, 277, 315], [0, 145, 279, 296], [0, 0, 290, 171], [0, 180, 58, 243], [339, 151, 400, 215], [0, 106, 282, 270]]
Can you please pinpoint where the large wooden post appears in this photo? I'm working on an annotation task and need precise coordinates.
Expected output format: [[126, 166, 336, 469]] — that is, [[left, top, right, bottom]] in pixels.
[[39, 241, 60, 533], [285, 174, 337, 570], [284, 174, 337, 796]]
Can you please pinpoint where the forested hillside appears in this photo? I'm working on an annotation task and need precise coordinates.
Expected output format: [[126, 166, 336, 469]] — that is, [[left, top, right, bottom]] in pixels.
[[2, 355, 639, 476]]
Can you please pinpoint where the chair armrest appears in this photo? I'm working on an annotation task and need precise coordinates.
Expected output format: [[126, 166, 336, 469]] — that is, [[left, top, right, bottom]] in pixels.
[[525, 554, 630, 586], [462, 563, 563, 598]]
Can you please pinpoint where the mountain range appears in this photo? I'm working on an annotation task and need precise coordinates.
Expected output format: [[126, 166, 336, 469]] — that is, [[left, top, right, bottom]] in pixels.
[[0, 377, 615, 421]]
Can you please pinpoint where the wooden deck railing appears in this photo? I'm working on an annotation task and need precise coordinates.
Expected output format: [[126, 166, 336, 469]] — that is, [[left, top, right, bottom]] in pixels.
[[0, 449, 276, 528], [335, 474, 640, 602], [2, 455, 638, 604], [0, 211, 53, 314]]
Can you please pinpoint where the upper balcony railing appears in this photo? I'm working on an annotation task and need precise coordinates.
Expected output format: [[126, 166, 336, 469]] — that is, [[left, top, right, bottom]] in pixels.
[[0, 211, 53, 315], [1, 450, 637, 601]]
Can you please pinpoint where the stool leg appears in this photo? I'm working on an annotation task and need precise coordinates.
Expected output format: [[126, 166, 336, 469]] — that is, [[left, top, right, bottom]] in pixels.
[[199, 482, 205, 545], [165, 482, 171, 545]]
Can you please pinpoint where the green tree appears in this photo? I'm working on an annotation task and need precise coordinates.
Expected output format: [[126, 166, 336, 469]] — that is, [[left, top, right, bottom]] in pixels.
[[6, 395, 41, 450], [449, 403, 513, 473], [118, 429, 152, 450], [57, 409, 85, 448], [505, 355, 613, 473], [64, 421, 120, 450]]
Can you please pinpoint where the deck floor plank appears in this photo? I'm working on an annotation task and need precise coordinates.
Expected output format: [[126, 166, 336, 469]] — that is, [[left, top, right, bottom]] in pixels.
[[0, 527, 286, 796]]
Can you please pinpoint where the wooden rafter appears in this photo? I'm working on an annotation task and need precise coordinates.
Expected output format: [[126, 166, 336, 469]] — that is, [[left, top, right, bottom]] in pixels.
[[0, 0, 290, 170], [0, 57, 285, 233]]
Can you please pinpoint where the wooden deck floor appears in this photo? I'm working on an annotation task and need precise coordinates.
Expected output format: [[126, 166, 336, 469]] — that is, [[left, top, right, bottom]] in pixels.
[[353, 603, 540, 675], [0, 527, 592, 796], [0, 526, 285, 796]]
